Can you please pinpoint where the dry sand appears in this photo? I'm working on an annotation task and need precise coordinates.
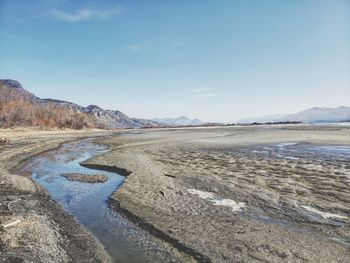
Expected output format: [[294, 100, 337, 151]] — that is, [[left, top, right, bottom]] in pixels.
[[84, 125, 350, 263]]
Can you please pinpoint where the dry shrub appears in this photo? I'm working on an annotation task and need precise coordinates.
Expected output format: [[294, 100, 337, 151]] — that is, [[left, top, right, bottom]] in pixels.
[[0, 84, 101, 129]]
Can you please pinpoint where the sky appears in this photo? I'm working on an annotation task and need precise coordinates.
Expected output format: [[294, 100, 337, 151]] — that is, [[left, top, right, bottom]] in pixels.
[[0, 0, 349, 123]]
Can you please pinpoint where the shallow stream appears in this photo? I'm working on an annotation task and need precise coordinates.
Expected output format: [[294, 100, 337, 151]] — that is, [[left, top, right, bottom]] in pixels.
[[19, 139, 172, 263]]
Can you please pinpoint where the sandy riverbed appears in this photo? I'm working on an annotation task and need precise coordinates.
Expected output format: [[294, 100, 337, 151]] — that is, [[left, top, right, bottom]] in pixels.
[[1, 125, 350, 262], [0, 128, 113, 262], [84, 125, 350, 263]]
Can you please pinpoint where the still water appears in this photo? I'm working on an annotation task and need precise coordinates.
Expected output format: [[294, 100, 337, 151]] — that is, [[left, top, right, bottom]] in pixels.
[[19, 139, 173, 263]]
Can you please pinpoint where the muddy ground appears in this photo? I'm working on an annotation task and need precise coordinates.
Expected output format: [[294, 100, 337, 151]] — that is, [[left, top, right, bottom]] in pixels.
[[84, 125, 350, 263], [61, 173, 109, 183], [0, 128, 113, 263]]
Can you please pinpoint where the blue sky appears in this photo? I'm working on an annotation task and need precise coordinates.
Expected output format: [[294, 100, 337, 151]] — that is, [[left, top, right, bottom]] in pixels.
[[0, 0, 349, 122]]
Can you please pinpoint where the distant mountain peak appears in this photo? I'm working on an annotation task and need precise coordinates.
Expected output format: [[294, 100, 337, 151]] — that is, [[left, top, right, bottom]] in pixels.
[[237, 106, 350, 124], [309, 106, 322, 110], [152, 116, 203, 126]]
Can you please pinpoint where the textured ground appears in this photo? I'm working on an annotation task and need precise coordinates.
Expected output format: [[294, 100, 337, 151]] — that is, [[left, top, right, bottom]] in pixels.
[[0, 128, 112, 263], [62, 173, 108, 183], [86, 125, 350, 263]]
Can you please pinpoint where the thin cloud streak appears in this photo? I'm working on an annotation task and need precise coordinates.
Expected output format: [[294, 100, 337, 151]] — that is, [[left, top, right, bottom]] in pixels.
[[49, 6, 122, 22]]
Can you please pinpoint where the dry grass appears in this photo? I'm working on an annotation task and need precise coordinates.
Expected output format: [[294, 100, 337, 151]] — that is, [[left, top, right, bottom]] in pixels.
[[0, 84, 102, 129]]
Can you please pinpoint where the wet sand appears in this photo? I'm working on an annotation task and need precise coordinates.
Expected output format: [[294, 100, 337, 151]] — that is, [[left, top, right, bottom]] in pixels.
[[1, 125, 350, 262], [84, 125, 350, 263], [0, 129, 113, 262], [18, 139, 193, 263]]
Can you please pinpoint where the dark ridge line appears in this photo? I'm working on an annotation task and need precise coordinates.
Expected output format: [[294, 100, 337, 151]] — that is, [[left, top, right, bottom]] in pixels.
[[79, 163, 132, 177], [109, 198, 213, 263]]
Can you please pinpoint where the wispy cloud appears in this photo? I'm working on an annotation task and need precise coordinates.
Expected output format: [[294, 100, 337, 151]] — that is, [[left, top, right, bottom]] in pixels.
[[192, 87, 221, 98], [49, 6, 122, 22]]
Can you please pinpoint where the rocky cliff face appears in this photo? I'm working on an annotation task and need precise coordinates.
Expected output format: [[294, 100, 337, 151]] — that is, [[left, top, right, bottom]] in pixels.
[[82, 105, 159, 128], [0, 79, 23, 89], [0, 79, 38, 101]]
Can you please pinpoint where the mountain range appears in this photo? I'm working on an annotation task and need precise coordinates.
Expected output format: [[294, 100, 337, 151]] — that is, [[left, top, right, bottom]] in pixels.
[[152, 116, 203, 126], [0, 79, 159, 129], [1, 79, 348, 129], [0, 79, 205, 129], [237, 106, 350, 124]]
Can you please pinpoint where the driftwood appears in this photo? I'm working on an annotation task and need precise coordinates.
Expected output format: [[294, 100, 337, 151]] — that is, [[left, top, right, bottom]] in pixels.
[[1, 219, 21, 229]]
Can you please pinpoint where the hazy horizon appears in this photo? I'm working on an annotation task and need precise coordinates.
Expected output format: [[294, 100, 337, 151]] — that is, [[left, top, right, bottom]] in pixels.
[[1, 0, 349, 123]]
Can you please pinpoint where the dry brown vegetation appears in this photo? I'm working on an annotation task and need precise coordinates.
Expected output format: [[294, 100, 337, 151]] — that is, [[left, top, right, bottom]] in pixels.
[[0, 84, 103, 129]]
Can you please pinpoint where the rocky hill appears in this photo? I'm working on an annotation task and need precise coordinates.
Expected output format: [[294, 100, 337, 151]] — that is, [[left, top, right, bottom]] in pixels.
[[0, 79, 159, 129], [0, 79, 39, 101], [82, 105, 158, 128]]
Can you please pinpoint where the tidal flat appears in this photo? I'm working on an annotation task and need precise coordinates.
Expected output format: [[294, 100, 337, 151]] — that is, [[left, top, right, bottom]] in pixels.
[[0, 125, 349, 262], [86, 125, 350, 262]]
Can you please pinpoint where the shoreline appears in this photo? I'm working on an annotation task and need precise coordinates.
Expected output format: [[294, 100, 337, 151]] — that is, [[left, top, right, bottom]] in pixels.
[[0, 129, 113, 262]]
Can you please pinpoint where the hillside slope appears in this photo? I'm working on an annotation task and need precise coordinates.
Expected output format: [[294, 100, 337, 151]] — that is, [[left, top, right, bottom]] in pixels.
[[0, 79, 159, 129]]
